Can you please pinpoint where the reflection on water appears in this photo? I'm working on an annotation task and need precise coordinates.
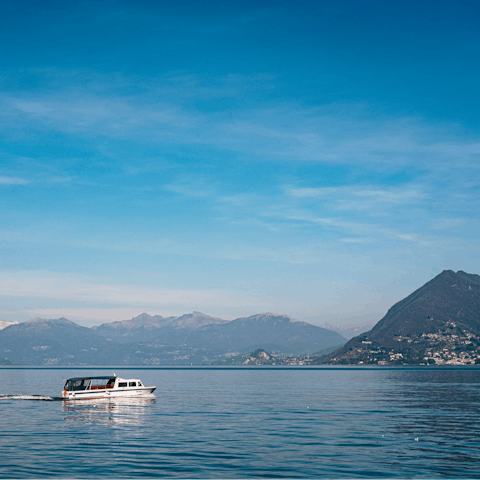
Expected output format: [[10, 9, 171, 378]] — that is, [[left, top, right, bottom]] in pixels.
[[62, 397, 156, 426]]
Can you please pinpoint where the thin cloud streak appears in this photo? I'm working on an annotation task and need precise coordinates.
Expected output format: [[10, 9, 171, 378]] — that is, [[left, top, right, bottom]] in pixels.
[[0, 176, 29, 185], [2, 72, 478, 176], [0, 270, 273, 309], [288, 185, 425, 204]]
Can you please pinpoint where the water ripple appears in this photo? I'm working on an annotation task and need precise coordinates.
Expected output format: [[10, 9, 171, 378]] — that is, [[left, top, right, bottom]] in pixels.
[[1, 368, 480, 477]]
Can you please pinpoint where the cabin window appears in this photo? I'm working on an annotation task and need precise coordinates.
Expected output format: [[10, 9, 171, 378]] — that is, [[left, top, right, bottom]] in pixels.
[[66, 379, 89, 391], [89, 378, 114, 390], [129, 382, 137, 387], [118, 382, 127, 387], [138, 381, 143, 386]]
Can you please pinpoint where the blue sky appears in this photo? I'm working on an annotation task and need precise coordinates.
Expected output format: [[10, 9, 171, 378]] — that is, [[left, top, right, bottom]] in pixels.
[[1, 0, 479, 327]]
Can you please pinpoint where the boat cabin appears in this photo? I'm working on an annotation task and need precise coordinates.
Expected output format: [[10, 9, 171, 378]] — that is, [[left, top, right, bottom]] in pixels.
[[63, 376, 144, 392]]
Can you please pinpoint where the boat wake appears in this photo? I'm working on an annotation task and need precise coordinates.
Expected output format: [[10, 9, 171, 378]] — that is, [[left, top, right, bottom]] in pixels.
[[0, 394, 57, 401]]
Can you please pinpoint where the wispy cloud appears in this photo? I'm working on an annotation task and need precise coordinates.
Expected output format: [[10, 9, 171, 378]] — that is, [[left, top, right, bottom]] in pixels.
[[2, 70, 478, 175], [287, 184, 427, 213], [338, 237, 374, 244], [2, 70, 478, 259], [213, 188, 435, 248], [208, 105, 480, 169], [164, 175, 213, 197], [0, 270, 273, 310], [283, 210, 430, 245], [0, 175, 29, 185], [289, 185, 424, 203], [8, 95, 190, 137], [216, 183, 432, 245]]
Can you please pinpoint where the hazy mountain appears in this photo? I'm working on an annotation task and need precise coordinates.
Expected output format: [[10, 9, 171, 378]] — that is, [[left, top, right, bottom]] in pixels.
[[168, 311, 228, 329], [171, 313, 347, 355], [94, 312, 174, 330], [94, 311, 227, 343], [0, 318, 118, 365], [93, 313, 176, 343], [0, 312, 346, 365], [320, 270, 480, 365], [320, 322, 374, 340]]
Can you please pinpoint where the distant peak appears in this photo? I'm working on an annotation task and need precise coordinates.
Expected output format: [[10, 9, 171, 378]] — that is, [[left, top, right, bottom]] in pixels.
[[243, 312, 302, 323], [132, 312, 155, 320], [254, 312, 281, 318], [435, 269, 455, 279], [25, 317, 76, 325], [436, 269, 479, 283]]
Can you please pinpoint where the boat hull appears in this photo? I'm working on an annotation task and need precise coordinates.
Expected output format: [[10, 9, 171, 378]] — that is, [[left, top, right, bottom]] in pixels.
[[61, 386, 156, 400]]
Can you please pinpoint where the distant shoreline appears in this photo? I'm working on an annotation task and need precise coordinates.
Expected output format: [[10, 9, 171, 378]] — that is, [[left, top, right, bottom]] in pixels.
[[1, 364, 480, 370]]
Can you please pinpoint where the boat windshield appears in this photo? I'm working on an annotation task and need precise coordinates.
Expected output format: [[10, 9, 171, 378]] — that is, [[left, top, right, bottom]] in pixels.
[[64, 378, 89, 391]]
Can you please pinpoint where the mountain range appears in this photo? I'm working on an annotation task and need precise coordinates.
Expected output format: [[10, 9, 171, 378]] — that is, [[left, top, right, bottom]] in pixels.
[[92, 311, 228, 343], [320, 270, 480, 365], [2, 269, 478, 366], [0, 312, 346, 365]]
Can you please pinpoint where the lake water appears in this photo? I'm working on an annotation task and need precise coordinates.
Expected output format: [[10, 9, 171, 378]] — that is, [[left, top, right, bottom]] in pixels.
[[1, 367, 480, 478]]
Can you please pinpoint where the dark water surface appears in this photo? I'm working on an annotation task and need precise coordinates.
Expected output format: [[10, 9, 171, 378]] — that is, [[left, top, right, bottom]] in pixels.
[[1, 367, 480, 478]]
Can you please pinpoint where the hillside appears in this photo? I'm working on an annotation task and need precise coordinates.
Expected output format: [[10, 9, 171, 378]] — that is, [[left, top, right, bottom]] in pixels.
[[0, 318, 119, 365], [320, 270, 480, 365], [176, 313, 346, 355]]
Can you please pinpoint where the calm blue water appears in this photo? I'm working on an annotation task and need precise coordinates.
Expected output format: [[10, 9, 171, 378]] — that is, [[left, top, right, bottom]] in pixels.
[[1, 367, 480, 478]]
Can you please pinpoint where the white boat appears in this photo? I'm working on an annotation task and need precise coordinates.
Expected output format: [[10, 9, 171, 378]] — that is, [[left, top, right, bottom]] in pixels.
[[60, 375, 156, 400]]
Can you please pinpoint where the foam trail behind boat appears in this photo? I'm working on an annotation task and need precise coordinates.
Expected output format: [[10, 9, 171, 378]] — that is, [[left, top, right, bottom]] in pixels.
[[0, 394, 55, 401]]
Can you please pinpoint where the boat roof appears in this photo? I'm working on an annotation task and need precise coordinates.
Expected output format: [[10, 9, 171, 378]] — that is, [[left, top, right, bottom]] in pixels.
[[66, 376, 116, 381]]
